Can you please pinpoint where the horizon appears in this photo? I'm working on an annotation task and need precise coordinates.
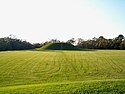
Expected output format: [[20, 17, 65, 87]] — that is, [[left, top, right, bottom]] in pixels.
[[0, 0, 125, 43]]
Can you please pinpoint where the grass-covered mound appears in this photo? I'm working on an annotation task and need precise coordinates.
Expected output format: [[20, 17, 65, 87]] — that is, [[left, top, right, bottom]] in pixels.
[[36, 42, 80, 50]]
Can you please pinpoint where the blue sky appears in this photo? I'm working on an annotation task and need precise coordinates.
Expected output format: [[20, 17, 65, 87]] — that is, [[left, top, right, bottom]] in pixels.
[[0, 0, 125, 43], [90, 0, 125, 24]]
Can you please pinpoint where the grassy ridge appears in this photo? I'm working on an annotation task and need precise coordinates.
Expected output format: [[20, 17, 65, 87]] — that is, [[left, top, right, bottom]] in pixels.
[[0, 79, 125, 94], [36, 43, 80, 50], [0, 50, 125, 93]]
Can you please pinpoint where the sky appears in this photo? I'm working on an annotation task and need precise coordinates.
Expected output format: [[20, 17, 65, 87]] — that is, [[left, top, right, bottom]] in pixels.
[[0, 0, 125, 43]]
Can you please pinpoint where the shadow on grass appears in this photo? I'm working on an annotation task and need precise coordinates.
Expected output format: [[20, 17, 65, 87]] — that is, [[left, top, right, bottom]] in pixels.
[[0, 48, 97, 52], [32, 48, 97, 52]]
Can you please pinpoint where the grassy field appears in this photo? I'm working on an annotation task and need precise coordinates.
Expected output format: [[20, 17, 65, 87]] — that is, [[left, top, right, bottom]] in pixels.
[[0, 50, 125, 93]]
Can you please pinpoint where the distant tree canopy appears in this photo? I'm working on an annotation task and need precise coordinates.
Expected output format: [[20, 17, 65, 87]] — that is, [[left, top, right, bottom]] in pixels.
[[0, 34, 125, 51], [0, 37, 33, 51], [66, 38, 75, 45], [76, 34, 125, 50]]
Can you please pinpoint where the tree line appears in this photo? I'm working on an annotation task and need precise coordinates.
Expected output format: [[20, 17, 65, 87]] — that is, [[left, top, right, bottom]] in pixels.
[[76, 34, 125, 50], [0, 34, 125, 51], [0, 37, 33, 51]]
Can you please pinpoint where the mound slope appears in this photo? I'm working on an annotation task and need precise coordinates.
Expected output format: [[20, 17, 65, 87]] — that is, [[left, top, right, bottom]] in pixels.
[[37, 43, 80, 50]]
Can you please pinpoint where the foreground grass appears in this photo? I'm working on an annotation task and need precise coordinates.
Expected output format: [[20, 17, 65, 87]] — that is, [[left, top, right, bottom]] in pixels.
[[0, 50, 125, 93], [0, 79, 125, 94]]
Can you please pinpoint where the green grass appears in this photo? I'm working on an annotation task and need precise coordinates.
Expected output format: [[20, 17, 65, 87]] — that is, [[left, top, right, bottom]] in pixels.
[[1, 79, 125, 94], [0, 50, 125, 93]]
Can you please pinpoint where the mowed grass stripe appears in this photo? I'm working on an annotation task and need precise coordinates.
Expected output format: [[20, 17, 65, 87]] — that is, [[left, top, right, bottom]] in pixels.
[[102, 56, 123, 75], [0, 79, 125, 94], [0, 52, 40, 74], [0, 50, 125, 87], [1, 79, 125, 89], [0, 52, 34, 75], [0, 52, 28, 70], [32, 52, 61, 75]]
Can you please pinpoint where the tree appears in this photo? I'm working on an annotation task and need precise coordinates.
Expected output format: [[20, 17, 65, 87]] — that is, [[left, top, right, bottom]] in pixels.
[[66, 38, 75, 45], [112, 35, 124, 49], [49, 39, 60, 43], [119, 39, 125, 49], [76, 38, 84, 48], [33, 43, 42, 48], [0, 37, 33, 51], [76, 35, 125, 50], [118, 34, 124, 40], [95, 36, 108, 49]]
